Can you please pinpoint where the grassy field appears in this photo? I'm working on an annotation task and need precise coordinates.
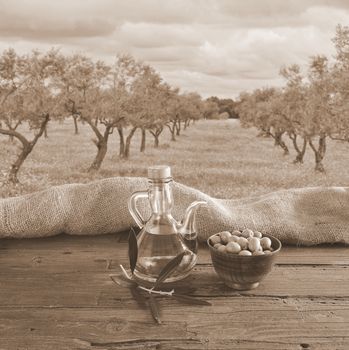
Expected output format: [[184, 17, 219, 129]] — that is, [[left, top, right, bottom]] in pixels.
[[0, 119, 348, 199]]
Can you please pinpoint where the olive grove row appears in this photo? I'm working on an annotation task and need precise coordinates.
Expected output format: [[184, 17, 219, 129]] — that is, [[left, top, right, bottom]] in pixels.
[[0, 50, 222, 183], [236, 24, 349, 172]]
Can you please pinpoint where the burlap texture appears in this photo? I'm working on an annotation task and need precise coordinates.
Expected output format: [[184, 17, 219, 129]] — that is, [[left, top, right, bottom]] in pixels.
[[0, 177, 348, 245]]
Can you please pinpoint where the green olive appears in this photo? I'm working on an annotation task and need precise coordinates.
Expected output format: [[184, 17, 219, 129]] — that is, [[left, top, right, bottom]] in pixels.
[[241, 228, 254, 238], [210, 235, 222, 245], [237, 237, 248, 249], [226, 242, 241, 254], [260, 237, 272, 250], [239, 250, 252, 256], [228, 235, 240, 243], [248, 237, 261, 252], [219, 231, 232, 244], [253, 250, 265, 256], [217, 245, 227, 253]]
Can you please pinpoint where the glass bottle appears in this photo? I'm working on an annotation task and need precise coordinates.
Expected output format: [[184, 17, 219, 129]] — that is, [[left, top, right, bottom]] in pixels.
[[128, 165, 205, 284]]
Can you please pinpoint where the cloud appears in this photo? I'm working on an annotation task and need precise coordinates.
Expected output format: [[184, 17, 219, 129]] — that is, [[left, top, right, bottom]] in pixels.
[[3, 0, 346, 42], [218, 0, 349, 23], [0, 19, 115, 40], [0, 0, 348, 98], [0, 0, 116, 39], [0, 0, 216, 40], [118, 22, 202, 49]]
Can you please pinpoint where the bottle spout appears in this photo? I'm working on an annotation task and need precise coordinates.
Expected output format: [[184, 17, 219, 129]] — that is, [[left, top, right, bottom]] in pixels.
[[178, 200, 207, 236]]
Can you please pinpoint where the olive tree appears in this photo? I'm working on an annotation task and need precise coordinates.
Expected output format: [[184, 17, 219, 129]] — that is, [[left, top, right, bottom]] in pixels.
[[148, 83, 173, 148], [304, 55, 333, 172], [181, 92, 204, 127], [58, 54, 135, 171], [279, 64, 308, 163], [238, 87, 290, 154], [0, 49, 61, 183], [330, 24, 349, 142], [127, 64, 164, 153], [165, 91, 204, 140], [59, 54, 121, 171], [130, 66, 172, 150], [203, 98, 220, 119], [165, 89, 182, 141], [111, 55, 144, 159]]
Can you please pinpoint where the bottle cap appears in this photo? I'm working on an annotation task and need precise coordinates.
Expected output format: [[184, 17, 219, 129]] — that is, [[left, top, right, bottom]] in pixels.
[[148, 165, 172, 180]]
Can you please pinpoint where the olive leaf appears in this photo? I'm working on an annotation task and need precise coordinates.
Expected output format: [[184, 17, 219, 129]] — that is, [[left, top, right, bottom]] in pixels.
[[172, 294, 212, 306], [154, 251, 186, 289], [128, 227, 138, 274], [148, 294, 162, 324]]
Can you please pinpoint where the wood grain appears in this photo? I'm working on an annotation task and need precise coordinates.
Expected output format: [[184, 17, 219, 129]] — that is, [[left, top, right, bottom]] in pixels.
[[0, 233, 348, 349]]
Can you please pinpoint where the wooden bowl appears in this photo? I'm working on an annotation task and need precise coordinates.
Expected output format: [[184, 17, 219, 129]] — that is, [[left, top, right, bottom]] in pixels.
[[207, 233, 281, 290]]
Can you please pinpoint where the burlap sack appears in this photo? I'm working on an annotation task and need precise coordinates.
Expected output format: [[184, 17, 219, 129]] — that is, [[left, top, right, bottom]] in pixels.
[[0, 177, 348, 245]]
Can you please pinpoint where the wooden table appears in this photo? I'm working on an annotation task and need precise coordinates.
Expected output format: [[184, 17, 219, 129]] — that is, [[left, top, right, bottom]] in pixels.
[[0, 233, 348, 349]]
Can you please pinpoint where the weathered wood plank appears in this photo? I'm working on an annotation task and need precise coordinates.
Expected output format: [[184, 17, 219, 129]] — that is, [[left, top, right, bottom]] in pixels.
[[1, 246, 348, 277], [0, 245, 128, 272], [176, 265, 349, 298], [0, 298, 348, 350], [0, 264, 348, 308], [0, 233, 123, 250], [1, 233, 348, 268], [0, 234, 348, 349]]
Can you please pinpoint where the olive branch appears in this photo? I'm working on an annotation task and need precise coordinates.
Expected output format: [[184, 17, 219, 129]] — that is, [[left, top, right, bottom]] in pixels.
[[110, 227, 211, 324]]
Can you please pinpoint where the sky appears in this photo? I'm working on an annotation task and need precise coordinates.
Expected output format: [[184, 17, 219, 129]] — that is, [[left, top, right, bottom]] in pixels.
[[0, 0, 348, 98]]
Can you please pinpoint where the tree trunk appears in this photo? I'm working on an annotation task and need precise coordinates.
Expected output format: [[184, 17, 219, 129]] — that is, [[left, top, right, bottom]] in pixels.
[[44, 125, 48, 138], [8, 145, 31, 184], [73, 115, 79, 135], [79, 115, 111, 172], [166, 122, 176, 141], [88, 126, 112, 172], [88, 139, 108, 172], [140, 128, 146, 152], [289, 134, 307, 164], [184, 119, 190, 130], [275, 132, 290, 156], [314, 158, 325, 172], [124, 127, 138, 159], [294, 138, 307, 164], [309, 135, 326, 173], [270, 130, 289, 155], [0, 114, 49, 184], [280, 140, 289, 156], [154, 134, 159, 147], [150, 126, 163, 148], [117, 126, 125, 157], [176, 120, 181, 136]]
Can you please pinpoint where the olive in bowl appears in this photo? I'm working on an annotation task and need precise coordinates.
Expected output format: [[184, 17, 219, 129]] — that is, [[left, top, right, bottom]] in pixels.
[[207, 229, 281, 290]]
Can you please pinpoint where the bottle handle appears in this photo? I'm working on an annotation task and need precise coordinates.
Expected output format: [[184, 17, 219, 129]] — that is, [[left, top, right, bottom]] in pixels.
[[128, 191, 149, 229]]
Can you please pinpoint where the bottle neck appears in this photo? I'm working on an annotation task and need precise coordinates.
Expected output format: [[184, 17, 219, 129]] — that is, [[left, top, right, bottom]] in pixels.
[[148, 180, 173, 215]]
